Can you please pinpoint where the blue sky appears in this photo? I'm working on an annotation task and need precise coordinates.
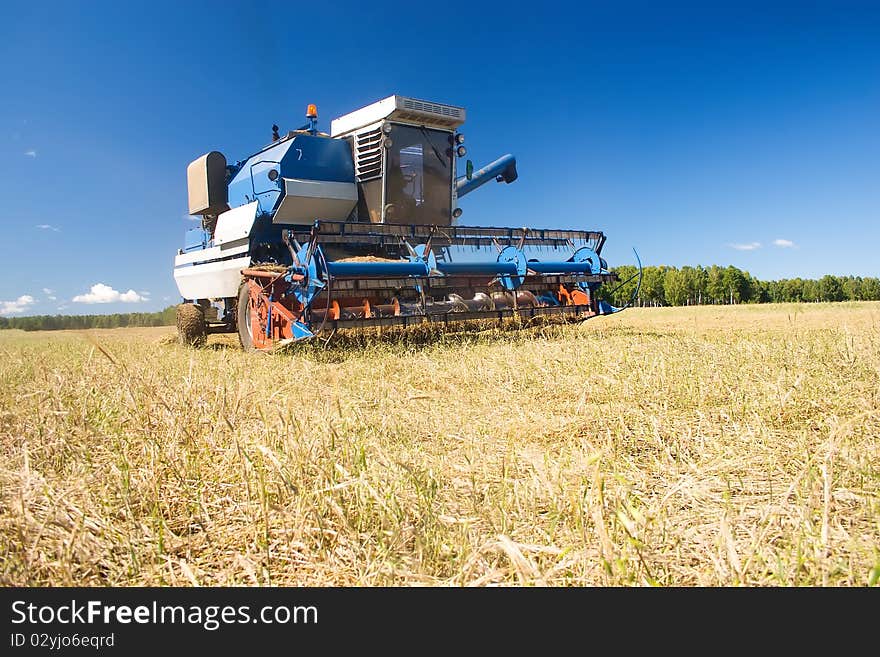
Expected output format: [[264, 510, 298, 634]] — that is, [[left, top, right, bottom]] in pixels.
[[1, 1, 877, 316]]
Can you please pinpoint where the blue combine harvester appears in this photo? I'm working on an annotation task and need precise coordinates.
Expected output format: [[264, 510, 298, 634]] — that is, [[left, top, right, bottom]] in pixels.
[[173, 95, 629, 349]]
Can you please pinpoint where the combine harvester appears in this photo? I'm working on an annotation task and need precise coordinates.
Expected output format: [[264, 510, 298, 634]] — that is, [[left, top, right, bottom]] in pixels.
[[173, 95, 637, 349]]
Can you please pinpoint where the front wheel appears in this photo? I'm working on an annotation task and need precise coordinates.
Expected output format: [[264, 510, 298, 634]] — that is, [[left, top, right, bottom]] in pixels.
[[176, 303, 206, 347], [237, 282, 255, 351]]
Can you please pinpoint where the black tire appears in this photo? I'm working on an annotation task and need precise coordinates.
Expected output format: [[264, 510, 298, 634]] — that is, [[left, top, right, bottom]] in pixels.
[[176, 303, 206, 347], [237, 282, 254, 351]]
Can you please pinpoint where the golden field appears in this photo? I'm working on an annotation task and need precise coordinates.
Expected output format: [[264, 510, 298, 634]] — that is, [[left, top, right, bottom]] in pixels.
[[1, 302, 878, 586]]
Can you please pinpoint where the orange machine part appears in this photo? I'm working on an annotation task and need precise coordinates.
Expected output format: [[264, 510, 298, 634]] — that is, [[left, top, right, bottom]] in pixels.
[[312, 300, 340, 321], [373, 297, 401, 317], [246, 278, 303, 350], [557, 284, 573, 305]]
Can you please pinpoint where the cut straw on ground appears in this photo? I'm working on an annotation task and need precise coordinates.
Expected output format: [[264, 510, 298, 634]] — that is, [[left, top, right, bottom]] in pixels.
[[1, 302, 878, 586]]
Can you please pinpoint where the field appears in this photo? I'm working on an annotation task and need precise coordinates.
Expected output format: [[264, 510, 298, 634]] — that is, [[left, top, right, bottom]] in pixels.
[[1, 302, 879, 586]]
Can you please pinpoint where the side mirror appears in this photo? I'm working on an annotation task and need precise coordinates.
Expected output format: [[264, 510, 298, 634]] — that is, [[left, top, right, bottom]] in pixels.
[[466, 160, 474, 180]]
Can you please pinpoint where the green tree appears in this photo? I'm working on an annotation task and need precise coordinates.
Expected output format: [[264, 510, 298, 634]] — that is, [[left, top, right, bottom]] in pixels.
[[843, 277, 862, 301], [861, 278, 880, 300], [640, 266, 667, 306], [707, 265, 725, 303], [818, 275, 844, 302], [802, 279, 819, 302], [663, 268, 689, 306], [722, 266, 748, 304], [782, 278, 803, 302], [604, 265, 638, 307]]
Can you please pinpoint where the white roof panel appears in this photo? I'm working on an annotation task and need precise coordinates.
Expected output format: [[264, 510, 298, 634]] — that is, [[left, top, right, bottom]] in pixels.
[[331, 95, 466, 136]]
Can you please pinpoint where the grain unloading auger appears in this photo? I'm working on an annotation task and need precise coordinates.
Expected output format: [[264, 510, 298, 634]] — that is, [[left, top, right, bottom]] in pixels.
[[173, 95, 637, 349]]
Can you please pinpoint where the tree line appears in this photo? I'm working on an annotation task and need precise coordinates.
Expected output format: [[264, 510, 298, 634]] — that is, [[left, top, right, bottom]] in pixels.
[[600, 265, 880, 308], [0, 306, 178, 332]]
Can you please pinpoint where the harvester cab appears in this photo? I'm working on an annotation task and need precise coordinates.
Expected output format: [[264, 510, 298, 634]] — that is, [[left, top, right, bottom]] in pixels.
[[173, 95, 634, 349]]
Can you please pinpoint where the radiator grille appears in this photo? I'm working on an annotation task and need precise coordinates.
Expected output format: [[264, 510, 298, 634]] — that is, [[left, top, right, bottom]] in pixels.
[[355, 128, 382, 180]]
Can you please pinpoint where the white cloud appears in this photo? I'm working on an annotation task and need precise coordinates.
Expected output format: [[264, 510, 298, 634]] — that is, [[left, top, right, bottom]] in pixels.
[[119, 289, 148, 302], [728, 242, 761, 251], [0, 294, 35, 316], [773, 239, 796, 248], [57, 304, 68, 311], [72, 283, 149, 304], [24, 150, 37, 158], [35, 224, 60, 232]]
